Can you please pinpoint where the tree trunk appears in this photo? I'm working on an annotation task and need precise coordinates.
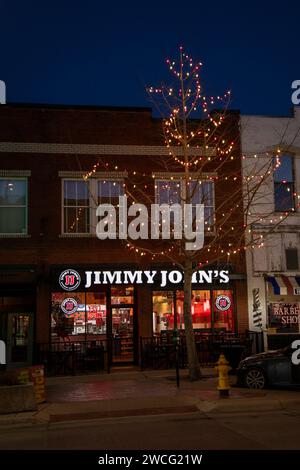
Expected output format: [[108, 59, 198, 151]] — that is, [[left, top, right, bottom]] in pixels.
[[183, 258, 202, 380]]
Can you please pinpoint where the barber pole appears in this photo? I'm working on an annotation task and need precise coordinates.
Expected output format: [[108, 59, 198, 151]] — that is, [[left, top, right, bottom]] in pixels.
[[252, 288, 262, 328]]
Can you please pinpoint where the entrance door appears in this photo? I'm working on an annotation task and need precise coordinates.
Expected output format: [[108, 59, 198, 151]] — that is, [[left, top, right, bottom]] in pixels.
[[111, 307, 134, 363], [6, 312, 33, 368]]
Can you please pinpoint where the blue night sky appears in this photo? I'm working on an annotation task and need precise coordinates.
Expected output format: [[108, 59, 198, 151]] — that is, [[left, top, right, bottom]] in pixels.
[[1, 0, 299, 116]]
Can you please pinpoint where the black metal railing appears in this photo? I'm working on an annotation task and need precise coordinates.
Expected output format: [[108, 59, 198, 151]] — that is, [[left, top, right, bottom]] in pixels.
[[140, 330, 264, 370], [35, 339, 110, 376], [35, 330, 264, 376]]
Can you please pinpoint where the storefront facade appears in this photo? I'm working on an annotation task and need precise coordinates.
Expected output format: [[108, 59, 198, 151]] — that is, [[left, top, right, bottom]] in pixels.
[[0, 104, 248, 371], [42, 264, 245, 367]]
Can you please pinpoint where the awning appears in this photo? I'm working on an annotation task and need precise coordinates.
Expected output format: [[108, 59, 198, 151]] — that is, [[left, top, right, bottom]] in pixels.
[[267, 276, 300, 295]]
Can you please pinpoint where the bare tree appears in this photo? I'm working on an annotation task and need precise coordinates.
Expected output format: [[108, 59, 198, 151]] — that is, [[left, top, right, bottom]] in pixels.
[[79, 48, 298, 381]]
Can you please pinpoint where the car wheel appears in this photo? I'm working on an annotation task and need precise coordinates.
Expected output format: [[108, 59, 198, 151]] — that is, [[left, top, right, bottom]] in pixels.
[[244, 368, 266, 389]]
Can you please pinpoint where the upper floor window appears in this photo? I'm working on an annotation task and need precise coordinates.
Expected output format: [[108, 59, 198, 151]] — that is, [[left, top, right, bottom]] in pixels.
[[97, 180, 124, 205], [155, 179, 214, 229], [0, 178, 27, 234], [285, 248, 299, 270], [63, 179, 124, 234], [274, 155, 295, 212]]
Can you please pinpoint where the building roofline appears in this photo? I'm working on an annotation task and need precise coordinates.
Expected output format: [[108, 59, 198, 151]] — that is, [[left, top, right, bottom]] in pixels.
[[241, 106, 298, 119], [1, 102, 153, 113], [1, 102, 241, 116]]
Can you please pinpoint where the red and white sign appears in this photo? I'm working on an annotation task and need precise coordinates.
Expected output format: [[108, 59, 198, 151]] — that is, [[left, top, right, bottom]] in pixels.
[[61, 298, 78, 315], [215, 295, 231, 311]]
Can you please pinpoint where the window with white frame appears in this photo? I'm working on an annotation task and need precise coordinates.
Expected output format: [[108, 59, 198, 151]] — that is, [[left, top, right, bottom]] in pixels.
[[0, 178, 28, 234], [155, 179, 214, 230], [274, 154, 295, 212], [63, 179, 124, 234]]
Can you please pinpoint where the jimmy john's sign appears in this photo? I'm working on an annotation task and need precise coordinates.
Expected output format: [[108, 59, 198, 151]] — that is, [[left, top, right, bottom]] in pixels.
[[59, 268, 230, 291]]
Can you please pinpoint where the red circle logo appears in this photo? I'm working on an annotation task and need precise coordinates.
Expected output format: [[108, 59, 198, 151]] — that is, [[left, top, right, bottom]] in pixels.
[[215, 295, 231, 311], [59, 269, 81, 291], [61, 298, 78, 315]]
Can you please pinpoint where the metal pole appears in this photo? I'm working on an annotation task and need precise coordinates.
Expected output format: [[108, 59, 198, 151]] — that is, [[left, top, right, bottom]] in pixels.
[[175, 329, 180, 388]]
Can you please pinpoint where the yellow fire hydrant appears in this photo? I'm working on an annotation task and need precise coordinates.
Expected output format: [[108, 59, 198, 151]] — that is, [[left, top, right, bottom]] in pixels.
[[215, 353, 231, 398]]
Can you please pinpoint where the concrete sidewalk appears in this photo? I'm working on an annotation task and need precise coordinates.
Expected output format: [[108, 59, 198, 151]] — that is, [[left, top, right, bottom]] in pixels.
[[1, 367, 300, 429]]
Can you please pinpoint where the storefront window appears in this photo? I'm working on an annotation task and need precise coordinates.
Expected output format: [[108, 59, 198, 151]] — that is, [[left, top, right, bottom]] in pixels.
[[176, 290, 211, 329], [152, 289, 235, 333], [51, 291, 107, 341], [85, 292, 107, 335], [152, 291, 174, 333], [111, 287, 134, 305], [213, 290, 234, 331]]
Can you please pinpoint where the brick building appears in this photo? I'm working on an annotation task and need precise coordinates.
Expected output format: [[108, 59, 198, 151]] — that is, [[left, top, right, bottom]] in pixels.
[[0, 104, 248, 370]]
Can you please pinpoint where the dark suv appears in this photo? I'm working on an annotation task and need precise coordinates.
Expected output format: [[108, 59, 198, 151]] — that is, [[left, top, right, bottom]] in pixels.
[[237, 347, 300, 389]]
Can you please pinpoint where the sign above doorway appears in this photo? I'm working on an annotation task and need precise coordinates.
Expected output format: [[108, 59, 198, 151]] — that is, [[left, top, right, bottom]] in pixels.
[[59, 268, 230, 290]]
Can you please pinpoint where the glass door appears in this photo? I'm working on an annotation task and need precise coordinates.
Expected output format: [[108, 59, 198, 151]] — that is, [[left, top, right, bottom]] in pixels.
[[111, 307, 134, 362], [6, 312, 33, 368], [110, 287, 135, 364]]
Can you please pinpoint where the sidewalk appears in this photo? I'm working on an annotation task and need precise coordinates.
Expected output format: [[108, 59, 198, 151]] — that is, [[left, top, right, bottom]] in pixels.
[[1, 367, 300, 429]]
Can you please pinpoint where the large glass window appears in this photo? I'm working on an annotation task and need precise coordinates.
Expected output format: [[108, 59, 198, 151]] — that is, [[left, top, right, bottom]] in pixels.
[[213, 290, 234, 331], [152, 289, 234, 332], [152, 291, 175, 333], [111, 286, 134, 305], [155, 179, 214, 230], [274, 155, 295, 212], [51, 291, 107, 341], [0, 178, 27, 234], [63, 178, 124, 234], [176, 290, 211, 329]]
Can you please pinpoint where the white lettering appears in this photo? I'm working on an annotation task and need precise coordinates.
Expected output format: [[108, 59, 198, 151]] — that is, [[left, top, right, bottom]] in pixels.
[[85, 271, 93, 288], [96, 204, 117, 239], [123, 270, 143, 284], [143, 270, 157, 283], [168, 270, 183, 284], [291, 80, 300, 105], [0, 340, 6, 365], [102, 271, 122, 284], [291, 340, 300, 366], [220, 270, 230, 283], [160, 270, 168, 287]]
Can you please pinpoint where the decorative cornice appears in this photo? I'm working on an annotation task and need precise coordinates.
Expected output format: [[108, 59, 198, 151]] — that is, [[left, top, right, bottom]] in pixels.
[[58, 171, 128, 178], [0, 170, 31, 177], [0, 142, 215, 157], [59, 233, 96, 238], [0, 234, 31, 238], [152, 171, 217, 179]]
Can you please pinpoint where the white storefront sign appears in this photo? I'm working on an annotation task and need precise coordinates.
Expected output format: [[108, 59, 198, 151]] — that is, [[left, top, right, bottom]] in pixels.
[[59, 268, 230, 290]]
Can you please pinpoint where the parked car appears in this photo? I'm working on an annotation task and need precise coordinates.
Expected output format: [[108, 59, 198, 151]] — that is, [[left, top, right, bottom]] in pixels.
[[237, 347, 300, 389]]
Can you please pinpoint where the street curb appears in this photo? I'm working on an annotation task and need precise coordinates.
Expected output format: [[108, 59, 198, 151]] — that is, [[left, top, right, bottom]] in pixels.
[[197, 397, 300, 414], [2, 395, 300, 429], [197, 398, 284, 414]]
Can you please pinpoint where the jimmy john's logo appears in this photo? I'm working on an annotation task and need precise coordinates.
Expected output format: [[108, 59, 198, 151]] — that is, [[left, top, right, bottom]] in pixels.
[[59, 269, 81, 291], [215, 294, 231, 311], [58, 268, 230, 289], [61, 298, 78, 315]]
